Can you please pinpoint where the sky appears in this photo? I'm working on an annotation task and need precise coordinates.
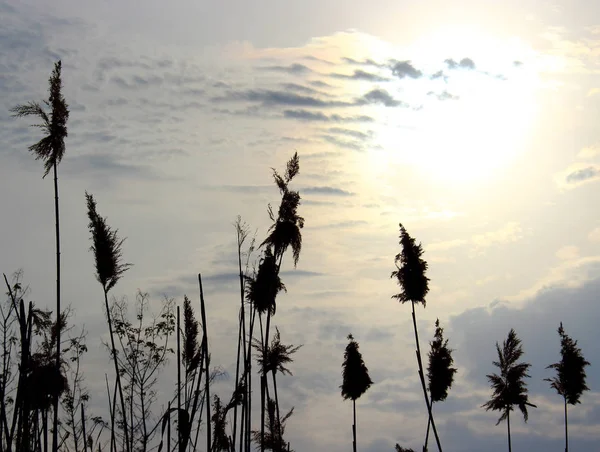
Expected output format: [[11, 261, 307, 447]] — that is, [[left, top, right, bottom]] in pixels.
[[1, 0, 600, 450]]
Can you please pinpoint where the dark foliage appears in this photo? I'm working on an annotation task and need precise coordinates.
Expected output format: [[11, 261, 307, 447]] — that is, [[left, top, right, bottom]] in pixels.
[[245, 248, 286, 316], [546, 322, 590, 405], [260, 152, 304, 267], [86, 192, 132, 292], [253, 327, 302, 376], [182, 295, 201, 374], [341, 334, 373, 401], [211, 395, 231, 452], [251, 398, 294, 452], [25, 361, 67, 411], [10, 60, 69, 177], [390, 223, 429, 306], [427, 319, 457, 403], [483, 329, 536, 424], [395, 445, 415, 452]]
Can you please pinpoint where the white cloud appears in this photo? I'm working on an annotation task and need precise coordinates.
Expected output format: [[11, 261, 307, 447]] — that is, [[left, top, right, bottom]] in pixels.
[[555, 245, 579, 260]]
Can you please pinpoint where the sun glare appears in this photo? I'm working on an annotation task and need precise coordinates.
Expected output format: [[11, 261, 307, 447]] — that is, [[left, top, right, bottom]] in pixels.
[[364, 27, 539, 186]]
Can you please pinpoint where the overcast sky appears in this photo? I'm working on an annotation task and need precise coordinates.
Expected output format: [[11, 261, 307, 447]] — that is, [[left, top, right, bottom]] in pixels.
[[2, 0, 600, 451]]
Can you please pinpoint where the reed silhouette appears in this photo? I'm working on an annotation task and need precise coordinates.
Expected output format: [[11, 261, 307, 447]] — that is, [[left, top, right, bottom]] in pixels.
[[341, 334, 373, 452], [424, 319, 456, 452], [483, 329, 536, 452], [86, 192, 132, 452], [545, 322, 590, 452], [391, 224, 442, 452], [4, 61, 599, 452], [10, 61, 70, 452]]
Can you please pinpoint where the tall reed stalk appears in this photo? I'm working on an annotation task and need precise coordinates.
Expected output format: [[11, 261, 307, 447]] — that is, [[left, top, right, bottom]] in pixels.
[[10, 61, 70, 452], [85, 192, 131, 452]]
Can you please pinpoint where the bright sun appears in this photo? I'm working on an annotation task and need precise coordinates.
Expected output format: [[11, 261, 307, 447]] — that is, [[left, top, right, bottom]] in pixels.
[[365, 26, 539, 186]]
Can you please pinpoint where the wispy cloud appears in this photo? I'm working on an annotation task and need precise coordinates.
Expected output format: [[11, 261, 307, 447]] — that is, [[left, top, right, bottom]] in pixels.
[[357, 88, 407, 107], [327, 127, 372, 140], [260, 63, 312, 74], [330, 69, 389, 82], [282, 109, 373, 123], [557, 164, 600, 188], [445, 57, 477, 70], [303, 186, 355, 196], [390, 60, 423, 79]]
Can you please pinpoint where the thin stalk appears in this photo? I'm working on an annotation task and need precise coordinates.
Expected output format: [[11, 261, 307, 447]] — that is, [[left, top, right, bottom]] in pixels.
[[260, 374, 265, 452], [271, 372, 281, 450], [105, 374, 116, 452], [564, 398, 568, 452], [412, 301, 442, 452], [198, 274, 211, 452], [103, 288, 130, 452], [167, 402, 171, 452], [246, 307, 257, 452], [177, 306, 182, 452], [52, 162, 61, 452], [424, 402, 433, 451], [232, 310, 242, 452], [352, 399, 356, 452], [43, 409, 48, 452], [507, 408, 511, 452], [81, 404, 88, 452]]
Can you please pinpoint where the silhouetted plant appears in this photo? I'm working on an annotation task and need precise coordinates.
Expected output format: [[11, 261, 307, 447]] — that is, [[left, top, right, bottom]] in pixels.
[[60, 329, 92, 452], [86, 191, 132, 452], [183, 295, 201, 376], [545, 322, 590, 452], [260, 152, 304, 267], [232, 217, 256, 452], [424, 319, 457, 451], [251, 398, 294, 452], [341, 334, 373, 452], [244, 249, 285, 452], [395, 445, 416, 452], [483, 328, 536, 452], [11, 60, 70, 452], [256, 152, 303, 452], [390, 224, 441, 451], [253, 327, 302, 451], [110, 291, 175, 452]]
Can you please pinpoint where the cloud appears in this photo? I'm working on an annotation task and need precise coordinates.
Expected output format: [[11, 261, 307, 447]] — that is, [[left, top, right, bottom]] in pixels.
[[471, 222, 523, 251], [211, 89, 349, 108], [215, 86, 407, 110], [555, 245, 579, 260], [322, 134, 365, 151], [390, 60, 422, 79], [577, 145, 600, 159], [302, 186, 355, 196], [62, 153, 158, 180], [260, 63, 312, 74], [428, 222, 523, 254], [308, 80, 332, 88], [428, 90, 459, 101], [445, 58, 477, 70], [307, 220, 368, 230], [565, 165, 600, 185], [587, 88, 600, 97], [111, 74, 164, 90], [327, 127, 371, 140], [280, 83, 322, 95], [282, 109, 373, 123], [430, 70, 447, 81], [330, 69, 389, 82], [341, 57, 384, 67], [358, 88, 406, 107], [589, 227, 600, 242]]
